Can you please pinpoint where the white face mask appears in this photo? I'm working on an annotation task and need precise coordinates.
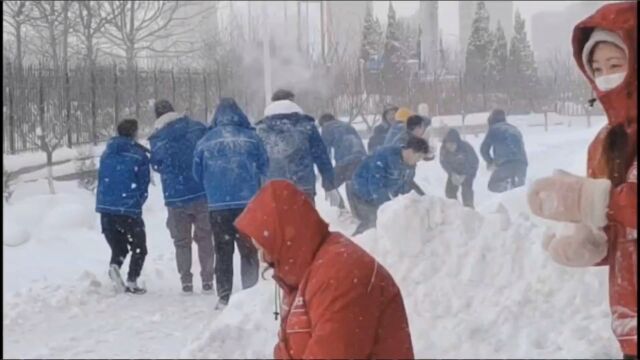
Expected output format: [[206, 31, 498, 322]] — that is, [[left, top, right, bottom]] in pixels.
[[594, 72, 626, 91]]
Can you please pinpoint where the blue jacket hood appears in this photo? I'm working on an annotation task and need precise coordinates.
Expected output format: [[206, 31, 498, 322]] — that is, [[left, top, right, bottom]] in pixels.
[[212, 99, 252, 129]]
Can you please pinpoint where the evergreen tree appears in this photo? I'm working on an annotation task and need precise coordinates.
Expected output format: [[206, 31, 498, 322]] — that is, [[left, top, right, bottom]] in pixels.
[[489, 21, 508, 93], [382, 1, 407, 96], [508, 10, 539, 109], [464, 1, 493, 108], [360, 3, 380, 60]]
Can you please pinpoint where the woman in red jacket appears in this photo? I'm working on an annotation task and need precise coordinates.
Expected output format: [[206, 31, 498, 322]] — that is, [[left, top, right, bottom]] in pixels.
[[235, 180, 414, 359], [528, 2, 637, 358]]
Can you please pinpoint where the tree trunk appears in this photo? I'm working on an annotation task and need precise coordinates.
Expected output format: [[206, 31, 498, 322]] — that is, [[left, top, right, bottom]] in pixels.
[[16, 25, 23, 70], [46, 150, 56, 194]]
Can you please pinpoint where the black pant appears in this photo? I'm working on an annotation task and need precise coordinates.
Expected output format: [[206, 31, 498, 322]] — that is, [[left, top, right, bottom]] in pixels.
[[334, 159, 363, 189], [488, 161, 527, 193], [346, 182, 379, 235], [209, 208, 259, 302], [101, 214, 147, 282], [446, 175, 475, 208]]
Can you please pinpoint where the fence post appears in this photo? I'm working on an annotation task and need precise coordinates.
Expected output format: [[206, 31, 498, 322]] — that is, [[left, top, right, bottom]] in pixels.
[[544, 111, 548, 132], [65, 67, 72, 148], [153, 68, 158, 101], [114, 63, 119, 129], [171, 67, 176, 105], [7, 61, 16, 154], [91, 65, 97, 145], [203, 72, 208, 121], [134, 64, 140, 120]]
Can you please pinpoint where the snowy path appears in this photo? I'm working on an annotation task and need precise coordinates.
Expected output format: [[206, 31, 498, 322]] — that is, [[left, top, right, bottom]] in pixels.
[[4, 115, 621, 359]]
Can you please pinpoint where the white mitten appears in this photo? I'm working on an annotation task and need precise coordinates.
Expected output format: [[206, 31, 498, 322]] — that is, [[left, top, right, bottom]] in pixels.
[[543, 223, 608, 267]]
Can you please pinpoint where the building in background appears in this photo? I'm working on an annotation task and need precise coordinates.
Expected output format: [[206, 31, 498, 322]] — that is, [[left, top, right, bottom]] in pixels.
[[418, 1, 439, 73], [459, 1, 513, 55], [531, 1, 604, 61]]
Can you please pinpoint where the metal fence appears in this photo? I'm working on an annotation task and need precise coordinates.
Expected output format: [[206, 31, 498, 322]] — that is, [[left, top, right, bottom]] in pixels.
[[3, 62, 219, 154]]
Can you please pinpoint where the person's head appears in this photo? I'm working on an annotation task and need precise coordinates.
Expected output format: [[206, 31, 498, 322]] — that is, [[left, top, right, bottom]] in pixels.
[[271, 89, 295, 102], [443, 128, 462, 152], [382, 105, 399, 123], [117, 119, 139, 139], [401, 136, 430, 166], [488, 109, 506, 126], [406, 115, 426, 137], [153, 99, 175, 119], [394, 107, 413, 123], [318, 113, 336, 127], [582, 29, 628, 92]]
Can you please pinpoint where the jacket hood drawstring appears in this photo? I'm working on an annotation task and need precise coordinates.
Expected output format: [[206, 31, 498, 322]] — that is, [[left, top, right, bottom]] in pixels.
[[274, 282, 281, 321]]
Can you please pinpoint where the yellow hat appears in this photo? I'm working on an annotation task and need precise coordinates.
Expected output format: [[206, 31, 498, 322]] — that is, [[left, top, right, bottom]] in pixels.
[[394, 107, 413, 123]]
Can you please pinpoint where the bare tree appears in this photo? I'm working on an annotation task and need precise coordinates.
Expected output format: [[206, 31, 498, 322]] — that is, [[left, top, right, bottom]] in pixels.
[[3, 1, 34, 69], [29, 1, 74, 73], [101, 1, 215, 70]]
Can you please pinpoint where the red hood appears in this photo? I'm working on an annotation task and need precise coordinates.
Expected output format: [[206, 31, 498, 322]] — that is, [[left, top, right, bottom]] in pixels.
[[234, 180, 330, 291], [572, 1, 637, 129]]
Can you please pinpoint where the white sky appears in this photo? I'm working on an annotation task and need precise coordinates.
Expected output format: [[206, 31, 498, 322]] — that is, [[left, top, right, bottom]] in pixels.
[[373, 1, 582, 41]]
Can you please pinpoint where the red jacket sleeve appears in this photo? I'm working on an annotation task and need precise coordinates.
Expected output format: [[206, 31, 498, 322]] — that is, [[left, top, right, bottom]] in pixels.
[[302, 273, 379, 359]]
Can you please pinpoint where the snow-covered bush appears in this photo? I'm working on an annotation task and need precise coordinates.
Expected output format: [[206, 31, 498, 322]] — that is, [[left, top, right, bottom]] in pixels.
[[75, 146, 97, 193], [3, 163, 15, 203]]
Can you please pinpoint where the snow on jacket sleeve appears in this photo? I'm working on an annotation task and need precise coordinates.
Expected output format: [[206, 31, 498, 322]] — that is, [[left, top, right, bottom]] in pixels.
[[149, 140, 164, 173], [137, 150, 151, 204], [308, 124, 336, 189], [192, 141, 204, 184], [480, 127, 495, 164], [254, 132, 270, 185]]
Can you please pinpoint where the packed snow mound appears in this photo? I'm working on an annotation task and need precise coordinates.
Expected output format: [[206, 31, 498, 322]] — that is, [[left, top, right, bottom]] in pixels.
[[185, 193, 620, 359]]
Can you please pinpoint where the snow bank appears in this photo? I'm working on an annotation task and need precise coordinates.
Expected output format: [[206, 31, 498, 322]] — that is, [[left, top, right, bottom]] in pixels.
[[183, 192, 619, 359]]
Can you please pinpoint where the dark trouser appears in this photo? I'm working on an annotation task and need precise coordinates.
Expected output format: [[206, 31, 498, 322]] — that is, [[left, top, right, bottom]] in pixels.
[[445, 175, 475, 208], [488, 161, 528, 193], [166, 199, 215, 286], [346, 182, 379, 235], [101, 213, 147, 282], [333, 158, 363, 210], [209, 208, 259, 302]]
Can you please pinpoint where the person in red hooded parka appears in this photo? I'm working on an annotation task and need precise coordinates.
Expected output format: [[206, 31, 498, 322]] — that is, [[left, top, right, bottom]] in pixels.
[[234, 180, 414, 359], [527, 2, 637, 359]]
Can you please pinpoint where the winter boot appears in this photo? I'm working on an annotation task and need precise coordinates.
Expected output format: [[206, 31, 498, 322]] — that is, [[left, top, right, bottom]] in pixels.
[[108, 264, 126, 292], [202, 282, 214, 295], [214, 297, 229, 311], [125, 280, 147, 295], [182, 283, 194, 294]]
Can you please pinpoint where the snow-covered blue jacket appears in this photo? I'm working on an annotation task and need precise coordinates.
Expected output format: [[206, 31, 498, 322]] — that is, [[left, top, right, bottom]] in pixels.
[[256, 100, 335, 195], [96, 136, 150, 217], [351, 146, 415, 207], [193, 99, 269, 211], [148, 113, 207, 208], [480, 120, 528, 167], [383, 122, 409, 147], [320, 119, 366, 167]]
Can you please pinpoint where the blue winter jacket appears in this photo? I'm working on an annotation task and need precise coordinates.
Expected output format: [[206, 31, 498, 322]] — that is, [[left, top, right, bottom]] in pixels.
[[352, 146, 415, 207], [193, 100, 269, 211], [480, 120, 528, 167], [96, 136, 150, 217], [149, 113, 207, 208], [256, 109, 335, 196], [383, 122, 409, 147], [440, 129, 479, 178], [320, 119, 366, 167]]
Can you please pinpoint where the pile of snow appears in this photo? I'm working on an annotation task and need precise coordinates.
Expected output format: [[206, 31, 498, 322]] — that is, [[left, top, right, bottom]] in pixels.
[[182, 192, 620, 359]]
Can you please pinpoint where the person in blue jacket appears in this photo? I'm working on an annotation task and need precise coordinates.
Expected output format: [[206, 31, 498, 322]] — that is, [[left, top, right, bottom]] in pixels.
[[384, 114, 431, 148], [346, 136, 431, 236], [367, 105, 398, 154], [148, 99, 214, 295], [255, 89, 335, 204], [440, 128, 479, 208], [193, 98, 269, 310], [96, 119, 150, 294], [480, 109, 528, 193], [318, 113, 366, 209]]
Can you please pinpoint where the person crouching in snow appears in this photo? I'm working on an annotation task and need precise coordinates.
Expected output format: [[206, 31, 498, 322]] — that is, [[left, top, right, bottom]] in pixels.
[[528, 2, 637, 358], [440, 128, 479, 209], [347, 136, 431, 236], [234, 180, 414, 359], [193, 98, 269, 310], [480, 109, 528, 193], [148, 99, 214, 295], [318, 113, 367, 209], [96, 119, 150, 294]]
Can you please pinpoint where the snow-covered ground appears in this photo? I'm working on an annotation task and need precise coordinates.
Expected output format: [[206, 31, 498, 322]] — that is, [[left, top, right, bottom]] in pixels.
[[3, 113, 621, 359]]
